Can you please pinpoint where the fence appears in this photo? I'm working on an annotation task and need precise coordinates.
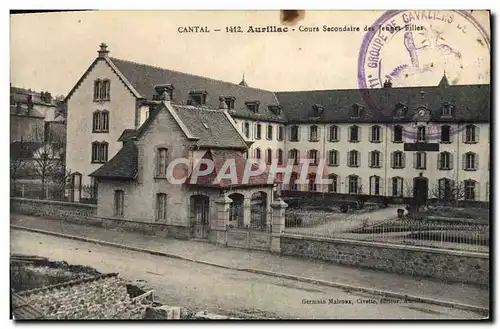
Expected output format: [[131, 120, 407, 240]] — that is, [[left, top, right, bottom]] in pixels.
[[10, 181, 97, 205], [226, 207, 273, 251], [284, 208, 489, 253]]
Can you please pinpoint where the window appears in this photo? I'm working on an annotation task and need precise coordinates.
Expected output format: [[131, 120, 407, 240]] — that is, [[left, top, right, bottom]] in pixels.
[[255, 124, 262, 139], [369, 175, 381, 195], [441, 102, 454, 116], [114, 190, 124, 217], [369, 150, 381, 168], [463, 152, 478, 171], [309, 149, 319, 166], [156, 193, 167, 220], [92, 110, 109, 132], [290, 172, 298, 191], [265, 148, 272, 164], [91, 141, 108, 163], [289, 149, 299, 165], [223, 97, 235, 110], [349, 125, 360, 142], [189, 91, 207, 105], [391, 151, 405, 168], [156, 148, 168, 176], [391, 177, 403, 197], [243, 122, 250, 138], [438, 178, 452, 201], [94, 79, 110, 101], [277, 149, 284, 165], [464, 180, 477, 201], [328, 150, 339, 166], [348, 150, 360, 167], [370, 125, 381, 142], [348, 175, 361, 194], [329, 125, 339, 142], [92, 111, 101, 132], [393, 125, 403, 143], [417, 126, 426, 142], [438, 151, 453, 170], [290, 125, 299, 141], [245, 101, 260, 113], [414, 152, 426, 169], [464, 125, 478, 143], [441, 125, 451, 143], [308, 173, 317, 192], [255, 148, 261, 160], [267, 125, 273, 140], [277, 126, 284, 141], [328, 174, 338, 193], [351, 104, 362, 118], [309, 125, 319, 142]]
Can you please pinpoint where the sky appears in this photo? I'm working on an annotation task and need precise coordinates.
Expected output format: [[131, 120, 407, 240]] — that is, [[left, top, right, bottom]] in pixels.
[[10, 10, 490, 96]]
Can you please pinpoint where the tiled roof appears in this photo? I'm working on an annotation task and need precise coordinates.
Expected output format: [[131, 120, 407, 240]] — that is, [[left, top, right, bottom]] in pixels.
[[11, 292, 44, 320], [109, 57, 286, 122], [188, 149, 275, 188], [10, 105, 45, 118], [89, 142, 138, 180], [10, 86, 57, 107], [171, 105, 248, 149], [276, 83, 490, 123]]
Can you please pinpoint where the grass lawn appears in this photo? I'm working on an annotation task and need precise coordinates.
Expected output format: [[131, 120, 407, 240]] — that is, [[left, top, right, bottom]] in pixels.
[[424, 207, 490, 221]]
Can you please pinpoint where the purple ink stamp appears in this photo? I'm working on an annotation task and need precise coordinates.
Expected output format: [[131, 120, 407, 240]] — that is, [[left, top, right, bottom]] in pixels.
[[357, 10, 490, 140]]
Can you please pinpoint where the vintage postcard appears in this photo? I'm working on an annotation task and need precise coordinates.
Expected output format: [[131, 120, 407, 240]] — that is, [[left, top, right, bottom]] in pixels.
[[10, 10, 490, 320]]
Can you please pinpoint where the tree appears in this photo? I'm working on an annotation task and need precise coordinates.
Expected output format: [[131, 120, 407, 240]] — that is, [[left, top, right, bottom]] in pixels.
[[430, 179, 465, 207]]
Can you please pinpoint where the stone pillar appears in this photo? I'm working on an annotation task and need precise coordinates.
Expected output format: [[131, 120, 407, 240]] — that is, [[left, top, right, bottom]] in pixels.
[[211, 194, 231, 246], [243, 196, 251, 227], [270, 198, 288, 254]]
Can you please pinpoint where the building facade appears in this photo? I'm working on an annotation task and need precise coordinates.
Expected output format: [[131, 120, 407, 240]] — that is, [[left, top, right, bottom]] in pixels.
[[65, 44, 490, 204]]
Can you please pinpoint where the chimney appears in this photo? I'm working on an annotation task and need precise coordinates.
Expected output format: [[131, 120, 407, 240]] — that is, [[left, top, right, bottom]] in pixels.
[[158, 90, 171, 102], [98, 43, 109, 58], [219, 96, 228, 110], [383, 79, 392, 88], [27, 94, 33, 114]]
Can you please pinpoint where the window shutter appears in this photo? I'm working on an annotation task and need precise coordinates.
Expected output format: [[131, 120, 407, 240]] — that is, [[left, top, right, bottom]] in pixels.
[[380, 126, 384, 142], [357, 152, 361, 167], [413, 153, 417, 169], [475, 126, 480, 142], [368, 152, 372, 167], [297, 126, 301, 141], [475, 181, 480, 200], [437, 153, 442, 169], [390, 152, 394, 168], [402, 153, 406, 168], [369, 127, 373, 142], [388, 178, 393, 197], [359, 126, 362, 142], [337, 126, 341, 141], [380, 177, 385, 196], [450, 154, 453, 170], [345, 176, 350, 193], [462, 126, 467, 143], [475, 154, 479, 169], [369, 177, 374, 195], [449, 126, 454, 143], [379, 152, 383, 168], [358, 176, 362, 194], [335, 151, 339, 166], [347, 151, 351, 166], [462, 153, 466, 170], [348, 127, 352, 141], [391, 127, 395, 142], [423, 153, 427, 168]]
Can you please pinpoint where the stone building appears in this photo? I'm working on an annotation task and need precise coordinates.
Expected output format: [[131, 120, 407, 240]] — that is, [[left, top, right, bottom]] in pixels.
[[65, 44, 490, 205]]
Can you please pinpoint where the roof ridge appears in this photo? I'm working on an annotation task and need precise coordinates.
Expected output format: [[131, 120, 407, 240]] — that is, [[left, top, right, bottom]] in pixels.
[[109, 57, 277, 94], [17, 273, 119, 297]]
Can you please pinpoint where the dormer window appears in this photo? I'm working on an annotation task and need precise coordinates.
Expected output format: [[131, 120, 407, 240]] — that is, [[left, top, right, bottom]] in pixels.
[[441, 102, 454, 117], [311, 104, 324, 117], [394, 102, 407, 118], [154, 84, 174, 101], [245, 101, 260, 113], [189, 91, 207, 106], [268, 105, 281, 116], [223, 96, 235, 110], [351, 104, 363, 118]]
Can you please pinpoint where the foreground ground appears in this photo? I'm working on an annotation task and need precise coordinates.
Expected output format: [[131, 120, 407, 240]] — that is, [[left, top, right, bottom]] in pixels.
[[11, 230, 486, 319]]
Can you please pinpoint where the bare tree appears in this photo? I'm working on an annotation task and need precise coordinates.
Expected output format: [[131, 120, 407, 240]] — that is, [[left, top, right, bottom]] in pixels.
[[430, 179, 465, 207], [10, 143, 28, 192]]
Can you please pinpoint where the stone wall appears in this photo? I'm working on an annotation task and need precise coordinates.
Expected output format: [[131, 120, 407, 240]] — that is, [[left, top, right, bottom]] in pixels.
[[11, 197, 97, 220], [280, 234, 489, 285]]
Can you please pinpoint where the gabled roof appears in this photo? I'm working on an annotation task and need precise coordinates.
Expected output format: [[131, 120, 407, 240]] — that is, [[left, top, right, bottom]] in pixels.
[[188, 149, 275, 188], [171, 105, 248, 149], [117, 129, 137, 142], [276, 82, 490, 123], [109, 57, 286, 122], [89, 141, 138, 180]]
